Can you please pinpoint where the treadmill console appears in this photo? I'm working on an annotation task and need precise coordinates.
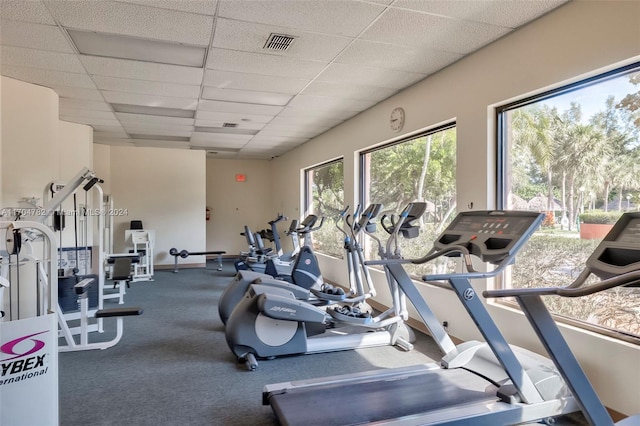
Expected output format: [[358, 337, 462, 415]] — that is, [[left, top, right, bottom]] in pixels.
[[586, 212, 640, 279], [433, 210, 545, 264]]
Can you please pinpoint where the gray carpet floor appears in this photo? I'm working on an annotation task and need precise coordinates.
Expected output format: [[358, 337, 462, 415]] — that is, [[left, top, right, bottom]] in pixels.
[[59, 261, 441, 426]]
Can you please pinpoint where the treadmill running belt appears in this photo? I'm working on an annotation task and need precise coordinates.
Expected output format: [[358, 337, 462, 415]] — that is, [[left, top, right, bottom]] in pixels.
[[268, 368, 496, 425]]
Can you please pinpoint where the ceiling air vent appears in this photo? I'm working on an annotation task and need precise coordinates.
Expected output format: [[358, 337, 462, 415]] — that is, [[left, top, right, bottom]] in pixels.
[[264, 33, 296, 51], [222, 122, 238, 128]]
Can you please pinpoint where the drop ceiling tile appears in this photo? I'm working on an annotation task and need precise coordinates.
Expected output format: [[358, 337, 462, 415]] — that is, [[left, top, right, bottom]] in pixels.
[[195, 110, 274, 124], [394, 0, 567, 28], [0, 1, 56, 24], [267, 113, 343, 126], [207, 48, 328, 80], [133, 140, 191, 149], [301, 81, 397, 102], [258, 127, 325, 139], [101, 91, 198, 110], [80, 55, 204, 85], [250, 135, 309, 144], [275, 107, 359, 122], [195, 119, 266, 131], [51, 86, 105, 101], [124, 127, 193, 138], [204, 70, 309, 94], [362, 8, 511, 55], [45, 1, 213, 45], [197, 99, 283, 116], [241, 148, 293, 158], [1, 65, 97, 88], [92, 75, 201, 98], [1, 46, 85, 73], [288, 95, 375, 112], [204, 150, 238, 158], [336, 39, 463, 74], [115, 112, 194, 126], [190, 141, 246, 150], [265, 118, 340, 132], [218, 0, 386, 37], [212, 18, 352, 62], [59, 116, 122, 127], [317, 62, 426, 89], [367, 0, 394, 4], [0, 20, 75, 53], [121, 123, 196, 133], [60, 98, 112, 111], [191, 132, 252, 144], [202, 87, 292, 106], [119, 0, 219, 15], [59, 108, 118, 120]]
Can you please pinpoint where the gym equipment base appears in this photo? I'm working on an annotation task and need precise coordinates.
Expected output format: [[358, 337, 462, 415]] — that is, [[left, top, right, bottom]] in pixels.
[[170, 248, 226, 272]]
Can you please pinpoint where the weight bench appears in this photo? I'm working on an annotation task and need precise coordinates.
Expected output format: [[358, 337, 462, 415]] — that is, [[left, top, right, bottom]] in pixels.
[[169, 248, 226, 272], [103, 257, 133, 304]]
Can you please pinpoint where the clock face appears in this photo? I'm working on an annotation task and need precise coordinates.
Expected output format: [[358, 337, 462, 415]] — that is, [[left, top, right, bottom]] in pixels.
[[390, 107, 405, 132]]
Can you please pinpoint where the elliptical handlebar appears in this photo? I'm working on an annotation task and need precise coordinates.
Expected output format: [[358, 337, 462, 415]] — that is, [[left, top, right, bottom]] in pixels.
[[298, 215, 324, 234], [310, 216, 325, 232], [336, 205, 353, 241], [380, 214, 395, 235]]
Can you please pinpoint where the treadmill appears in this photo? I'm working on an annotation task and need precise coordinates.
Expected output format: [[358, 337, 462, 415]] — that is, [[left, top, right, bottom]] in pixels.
[[263, 209, 580, 425], [485, 212, 640, 426]]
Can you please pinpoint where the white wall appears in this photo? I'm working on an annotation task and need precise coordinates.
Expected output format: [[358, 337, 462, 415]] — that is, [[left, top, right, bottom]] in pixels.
[[269, 1, 640, 416], [0, 76, 3, 209], [109, 146, 206, 267], [59, 121, 93, 181], [56, 120, 95, 249], [92, 143, 111, 194], [1, 78, 95, 210], [1, 77, 60, 207], [206, 158, 278, 255]]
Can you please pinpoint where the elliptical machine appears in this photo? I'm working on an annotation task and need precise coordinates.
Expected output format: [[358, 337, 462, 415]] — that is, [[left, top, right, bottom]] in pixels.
[[263, 214, 324, 280], [224, 202, 426, 370], [218, 205, 382, 325]]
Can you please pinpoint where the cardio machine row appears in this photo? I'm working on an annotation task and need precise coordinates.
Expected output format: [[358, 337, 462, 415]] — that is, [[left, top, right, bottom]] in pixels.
[[219, 204, 640, 425], [263, 209, 640, 426], [220, 203, 421, 370]]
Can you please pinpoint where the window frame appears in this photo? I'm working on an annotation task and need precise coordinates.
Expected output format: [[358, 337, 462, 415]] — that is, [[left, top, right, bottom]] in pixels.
[[303, 157, 345, 258], [358, 122, 457, 281], [495, 61, 640, 345], [360, 122, 457, 208]]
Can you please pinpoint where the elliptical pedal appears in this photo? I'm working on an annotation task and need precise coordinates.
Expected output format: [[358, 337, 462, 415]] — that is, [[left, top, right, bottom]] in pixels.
[[328, 305, 374, 325]]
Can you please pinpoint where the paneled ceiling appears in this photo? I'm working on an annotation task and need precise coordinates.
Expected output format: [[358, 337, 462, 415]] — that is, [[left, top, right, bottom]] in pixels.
[[0, 0, 568, 159]]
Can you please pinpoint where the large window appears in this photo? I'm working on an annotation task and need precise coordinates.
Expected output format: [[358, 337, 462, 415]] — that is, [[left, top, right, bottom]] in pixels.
[[304, 159, 344, 258], [498, 62, 640, 341], [361, 125, 456, 275]]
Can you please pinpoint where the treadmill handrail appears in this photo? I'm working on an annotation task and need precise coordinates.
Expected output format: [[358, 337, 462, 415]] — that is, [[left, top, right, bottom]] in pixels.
[[484, 269, 640, 299], [365, 243, 514, 280]]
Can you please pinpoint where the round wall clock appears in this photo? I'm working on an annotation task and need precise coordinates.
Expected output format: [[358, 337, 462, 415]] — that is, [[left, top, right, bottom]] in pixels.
[[390, 107, 405, 132]]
